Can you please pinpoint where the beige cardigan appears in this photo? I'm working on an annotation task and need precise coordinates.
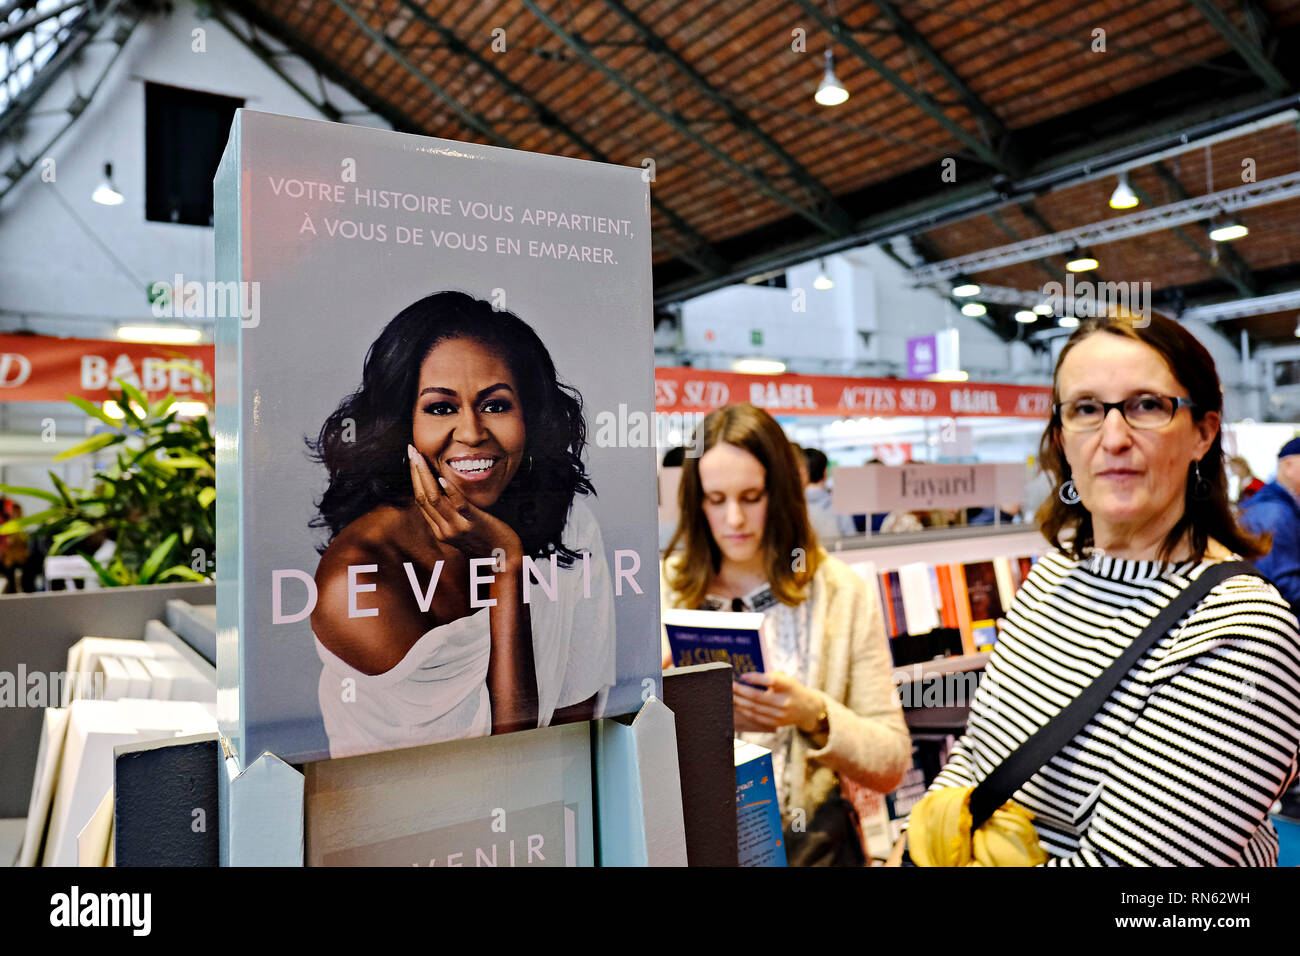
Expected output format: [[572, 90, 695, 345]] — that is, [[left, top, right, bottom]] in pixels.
[[662, 553, 912, 823]]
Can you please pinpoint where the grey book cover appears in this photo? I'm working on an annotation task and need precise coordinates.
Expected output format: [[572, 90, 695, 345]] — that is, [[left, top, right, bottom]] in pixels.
[[215, 110, 659, 765]]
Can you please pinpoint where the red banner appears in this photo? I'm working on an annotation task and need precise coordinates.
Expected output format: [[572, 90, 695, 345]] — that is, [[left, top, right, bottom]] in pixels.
[[0, 334, 213, 403], [654, 367, 1052, 419]]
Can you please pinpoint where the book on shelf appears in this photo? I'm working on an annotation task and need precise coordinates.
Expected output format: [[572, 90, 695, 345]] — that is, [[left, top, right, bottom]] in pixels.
[[853, 553, 1043, 668], [663, 608, 769, 675], [734, 739, 786, 867]]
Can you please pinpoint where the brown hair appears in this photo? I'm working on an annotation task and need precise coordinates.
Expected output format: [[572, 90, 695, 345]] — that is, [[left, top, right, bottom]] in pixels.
[[1036, 312, 1267, 562], [664, 403, 822, 609]]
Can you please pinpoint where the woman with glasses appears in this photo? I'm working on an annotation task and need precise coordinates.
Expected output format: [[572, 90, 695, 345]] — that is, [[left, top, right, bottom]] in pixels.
[[908, 312, 1300, 865]]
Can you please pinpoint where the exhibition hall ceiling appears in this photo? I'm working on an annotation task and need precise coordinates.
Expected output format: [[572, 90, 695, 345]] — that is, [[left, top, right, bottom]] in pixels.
[[219, 0, 1300, 344]]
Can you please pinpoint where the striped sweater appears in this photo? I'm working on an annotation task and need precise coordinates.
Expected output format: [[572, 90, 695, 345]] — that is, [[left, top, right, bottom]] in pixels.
[[930, 550, 1300, 866]]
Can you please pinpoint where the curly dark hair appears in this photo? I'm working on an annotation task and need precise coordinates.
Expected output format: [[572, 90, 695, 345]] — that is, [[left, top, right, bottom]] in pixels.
[[307, 291, 594, 566]]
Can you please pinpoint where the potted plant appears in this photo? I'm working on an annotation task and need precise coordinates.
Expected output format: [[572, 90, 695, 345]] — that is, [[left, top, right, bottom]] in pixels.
[[0, 363, 215, 587]]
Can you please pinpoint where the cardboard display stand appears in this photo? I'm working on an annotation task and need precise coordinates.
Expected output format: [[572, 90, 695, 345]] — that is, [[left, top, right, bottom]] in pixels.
[[207, 110, 684, 866]]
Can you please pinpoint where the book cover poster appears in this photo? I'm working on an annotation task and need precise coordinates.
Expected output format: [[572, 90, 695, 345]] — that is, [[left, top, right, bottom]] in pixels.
[[216, 111, 659, 764]]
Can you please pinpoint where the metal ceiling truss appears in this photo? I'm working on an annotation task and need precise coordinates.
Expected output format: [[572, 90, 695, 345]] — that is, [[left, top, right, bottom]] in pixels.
[[516, 0, 852, 238], [207, 4, 380, 125], [313, 0, 724, 275], [0, 0, 136, 205], [388, 0, 727, 276], [595, 0, 854, 236], [908, 170, 1300, 284], [1184, 0, 1289, 97], [866, 0, 1024, 174], [1181, 288, 1300, 322], [789, 0, 1010, 173], [1146, 161, 1258, 297]]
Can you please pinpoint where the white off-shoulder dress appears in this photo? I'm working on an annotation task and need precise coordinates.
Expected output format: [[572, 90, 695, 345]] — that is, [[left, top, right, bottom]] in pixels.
[[314, 498, 617, 758]]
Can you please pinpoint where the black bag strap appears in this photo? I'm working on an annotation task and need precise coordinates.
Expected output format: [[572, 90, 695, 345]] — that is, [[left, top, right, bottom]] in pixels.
[[967, 560, 1263, 831]]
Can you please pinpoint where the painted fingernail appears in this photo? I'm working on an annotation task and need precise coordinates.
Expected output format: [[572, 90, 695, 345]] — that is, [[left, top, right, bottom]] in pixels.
[[407, 444, 417, 461], [437, 476, 447, 489]]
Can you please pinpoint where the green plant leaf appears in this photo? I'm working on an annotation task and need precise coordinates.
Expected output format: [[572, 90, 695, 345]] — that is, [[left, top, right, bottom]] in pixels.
[[47, 471, 76, 506], [197, 487, 216, 509], [0, 484, 60, 504], [118, 379, 149, 412], [139, 533, 179, 584], [78, 551, 122, 588], [53, 432, 125, 462], [0, 508, 59, 533], [149, 394, 176, 419], [67, 395, 124, 427], [50, 522, 96, 554], [157, 565, 209, 582]]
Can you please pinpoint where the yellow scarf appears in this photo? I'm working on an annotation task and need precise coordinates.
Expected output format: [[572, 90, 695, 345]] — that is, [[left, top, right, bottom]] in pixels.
[[907, 786, 1048, 867]]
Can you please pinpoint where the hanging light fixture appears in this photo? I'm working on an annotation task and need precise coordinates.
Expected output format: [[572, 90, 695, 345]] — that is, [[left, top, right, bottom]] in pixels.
[[1033, 302, 1054, 315], [814, 49, 849, 106], [1059, 316, 1080, 328], [1209, 216, 1248, 242], [1014, 310, 1037, 323], [1066, 249, 1099, 272], [92, 162, 124, 206], [1108, 172, 1138, 210], [951, 282, 981, 297], [813, 258, 834, 290], [960, 302, 987, 317]]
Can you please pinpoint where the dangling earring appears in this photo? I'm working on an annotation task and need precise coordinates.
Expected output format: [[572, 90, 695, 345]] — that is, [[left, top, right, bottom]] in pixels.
[[1191, 460, 1212, 500], [524, 454, 534, 475], [1058, 478, 1081, 505]]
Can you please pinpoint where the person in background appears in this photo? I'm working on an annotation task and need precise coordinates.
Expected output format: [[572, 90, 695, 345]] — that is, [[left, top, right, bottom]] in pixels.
[[662, 404, 910, 865], [1238, 437, 1300, 609], [1227, 455, 1265, 504], [801, 447, 855, 541], [791, 443, 810, 488]]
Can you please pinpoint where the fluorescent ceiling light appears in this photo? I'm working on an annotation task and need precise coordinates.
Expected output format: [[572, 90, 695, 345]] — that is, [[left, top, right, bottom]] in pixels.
[[1109, 173, 1138, 210], [1033, 302, 1054, 315], [116, 325, 203, 344], [1059, 316, 1080, 328], [1066, 254, 1099, 272], [960, 302, 987, 316], [926, 370, 969, 382], [92, 162, 124, 206], [1014, 310, 1037, 323], [951, 283, 981, 297], [814, 50, 849, 106], [732, 358, 787, 375], [1209, 221, 1248, 242]]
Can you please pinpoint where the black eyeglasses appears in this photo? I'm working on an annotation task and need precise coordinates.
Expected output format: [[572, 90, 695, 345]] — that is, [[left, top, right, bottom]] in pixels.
[[1054, 394, 1197, 432]]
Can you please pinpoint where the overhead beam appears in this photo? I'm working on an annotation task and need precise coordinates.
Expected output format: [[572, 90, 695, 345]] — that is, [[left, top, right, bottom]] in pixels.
[[1148, 161, 1258, 296], [390, 0, 725, 276], [596, 0, 853, 235], [221, 0, 422, 134], [789, 0, 1008, 172], [516, 0, 850, 237], [909, 170, 1300, 283], [327, 0, 511, 147], [1181, 287, 1300, 322], [1184, 0, 1289, 96], [867, 0, 1023, 174]]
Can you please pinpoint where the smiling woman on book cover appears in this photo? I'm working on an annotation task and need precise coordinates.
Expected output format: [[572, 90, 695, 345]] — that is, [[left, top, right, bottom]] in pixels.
[[306, 291, 615, 758]]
